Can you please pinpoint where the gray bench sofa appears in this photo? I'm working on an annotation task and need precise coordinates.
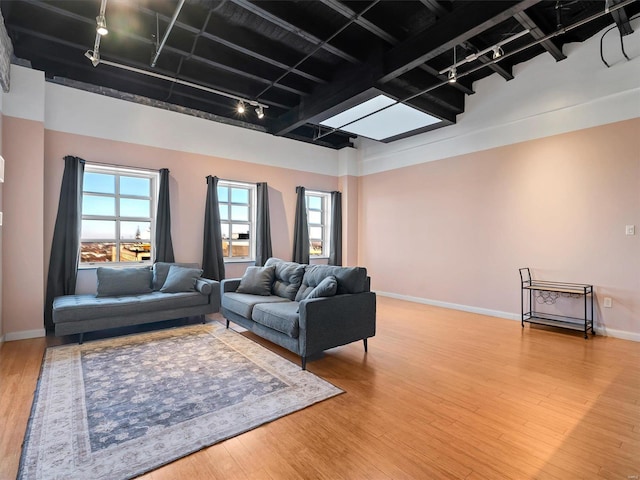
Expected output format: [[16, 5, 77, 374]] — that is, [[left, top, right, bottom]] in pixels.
[[53, 262, 220, 342], [221, 257, 376, 369]]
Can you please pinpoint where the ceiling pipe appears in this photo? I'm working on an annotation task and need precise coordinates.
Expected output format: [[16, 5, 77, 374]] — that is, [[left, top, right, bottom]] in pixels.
[[151, 0, 185, 68]]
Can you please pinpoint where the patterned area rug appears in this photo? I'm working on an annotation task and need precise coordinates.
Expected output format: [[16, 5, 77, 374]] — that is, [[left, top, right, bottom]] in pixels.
[[19, 323, 342, 479]]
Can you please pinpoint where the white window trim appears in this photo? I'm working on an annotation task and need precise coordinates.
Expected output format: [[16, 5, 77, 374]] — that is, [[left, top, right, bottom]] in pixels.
[[306, 190, 331, 259], [218, 179, 257, 263], [79, 163, 159, 269]]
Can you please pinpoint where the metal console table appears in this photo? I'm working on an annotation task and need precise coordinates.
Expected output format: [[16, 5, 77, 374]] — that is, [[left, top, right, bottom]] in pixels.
[[519, 268, 594, 339]]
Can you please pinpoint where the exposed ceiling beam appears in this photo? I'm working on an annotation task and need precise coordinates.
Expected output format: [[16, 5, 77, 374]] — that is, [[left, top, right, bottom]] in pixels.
[[379, 0, 541, 83], [514, 11, 566, 61], [114, 0, 329, 85], [318, 0, 476, 96], [273, 1, 543, 135], [228, 0, 361, 64], [23, 0, 311, 98], [318, 0, 396, 44], [9, 25, 292, 111]]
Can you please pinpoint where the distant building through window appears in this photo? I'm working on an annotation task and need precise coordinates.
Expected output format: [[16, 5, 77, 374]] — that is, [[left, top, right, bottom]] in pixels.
[[218, 180, 256, 261], [306, 190, 331, 257], [80, 164, 158, 266]]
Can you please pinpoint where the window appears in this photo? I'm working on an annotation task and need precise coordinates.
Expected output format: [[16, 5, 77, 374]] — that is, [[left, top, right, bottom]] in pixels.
[[80, 164, 158, 266], [306, 191, 331, 257], [218, 180, 256, 261]]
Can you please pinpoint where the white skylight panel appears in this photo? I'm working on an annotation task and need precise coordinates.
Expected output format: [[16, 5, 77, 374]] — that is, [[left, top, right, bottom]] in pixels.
[[337, 103, 440, 140], [320, 95, 395, 128]]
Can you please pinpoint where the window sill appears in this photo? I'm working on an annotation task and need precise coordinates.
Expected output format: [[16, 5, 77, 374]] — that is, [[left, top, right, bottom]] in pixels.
[[223, 259, 256, 264], [79, 262, 152, 270]]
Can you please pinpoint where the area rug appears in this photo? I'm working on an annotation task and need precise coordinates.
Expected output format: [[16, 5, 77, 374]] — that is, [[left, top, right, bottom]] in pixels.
[[18, 323, 342, 479]]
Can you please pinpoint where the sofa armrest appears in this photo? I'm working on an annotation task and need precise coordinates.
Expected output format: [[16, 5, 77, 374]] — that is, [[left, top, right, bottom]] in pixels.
[[298, 292, 376, 357], [221, 278, 242, 293], [195, 278, 216, 295]]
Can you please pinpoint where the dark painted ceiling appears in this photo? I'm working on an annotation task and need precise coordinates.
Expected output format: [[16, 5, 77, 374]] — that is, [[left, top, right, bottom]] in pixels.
[[1, 0, 637, 149]]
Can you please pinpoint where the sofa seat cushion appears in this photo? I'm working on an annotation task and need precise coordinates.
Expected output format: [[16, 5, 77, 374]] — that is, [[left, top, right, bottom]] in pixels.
[[53, 291, 209, 324], [252, 302, 300, 338], [222, 292, 289, 319]]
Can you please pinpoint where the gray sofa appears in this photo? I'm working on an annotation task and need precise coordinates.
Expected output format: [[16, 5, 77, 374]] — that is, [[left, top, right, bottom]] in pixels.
[[53, 262, 221, 342], [221, 257, 376, 369]]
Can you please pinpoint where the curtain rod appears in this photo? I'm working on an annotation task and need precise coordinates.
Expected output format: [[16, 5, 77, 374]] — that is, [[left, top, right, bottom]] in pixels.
[[75, 158, 162, 173]]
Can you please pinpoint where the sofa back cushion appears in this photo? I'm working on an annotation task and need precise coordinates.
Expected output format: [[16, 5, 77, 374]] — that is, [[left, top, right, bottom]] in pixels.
[[264, 258, 305, 300], [295, 264, 368, 301], [96, 267, 153, 297], [152, 262, 200, 290]]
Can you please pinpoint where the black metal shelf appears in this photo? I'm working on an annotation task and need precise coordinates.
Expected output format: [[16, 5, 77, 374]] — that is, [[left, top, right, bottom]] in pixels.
[[519, 268, 594, 339]]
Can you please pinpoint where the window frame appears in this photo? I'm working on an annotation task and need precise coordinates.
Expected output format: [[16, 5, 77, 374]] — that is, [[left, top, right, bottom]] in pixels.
[[218, 179, 257, 263], [79, 164, 159, 268], [305, 190, 332, 259]]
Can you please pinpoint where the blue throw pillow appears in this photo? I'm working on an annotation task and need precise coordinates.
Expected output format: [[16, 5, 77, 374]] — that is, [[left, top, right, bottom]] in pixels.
[[236, 266, 276, 296], [303, 275, 338, 301], [96, 267, 153, 297], [160, 265, 203, 293]]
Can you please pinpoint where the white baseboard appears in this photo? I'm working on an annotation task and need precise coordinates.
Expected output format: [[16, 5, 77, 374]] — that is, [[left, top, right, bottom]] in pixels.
[[4, 328, 46, 342], [375, 291, 639, 342], [594, 327, 640, 342]]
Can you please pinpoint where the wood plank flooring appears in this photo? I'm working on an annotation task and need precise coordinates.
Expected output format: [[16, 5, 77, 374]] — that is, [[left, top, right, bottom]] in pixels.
[[1, 297, 639, 479]]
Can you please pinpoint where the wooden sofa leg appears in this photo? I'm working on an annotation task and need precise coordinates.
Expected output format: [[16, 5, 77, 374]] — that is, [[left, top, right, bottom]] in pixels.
[[201, 314, 206, 324], [363, 338, 368, 352], [78, 333, 84, 345], [301, 356, 307, 370]]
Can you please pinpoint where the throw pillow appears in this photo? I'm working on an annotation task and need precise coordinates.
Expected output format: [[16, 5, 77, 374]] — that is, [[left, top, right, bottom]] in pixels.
[[302, 275, 338, 301], [160, 265, 203, 293], [236, 266, 276, 296], [152, 262, 200, 290], [96, 267, 153, 297]]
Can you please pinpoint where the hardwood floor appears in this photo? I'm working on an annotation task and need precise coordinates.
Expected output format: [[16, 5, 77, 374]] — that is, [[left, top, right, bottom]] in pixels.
[[1, 297, 639, 479]]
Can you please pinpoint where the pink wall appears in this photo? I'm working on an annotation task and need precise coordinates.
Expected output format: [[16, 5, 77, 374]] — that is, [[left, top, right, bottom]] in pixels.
[[359, 118, 640, 334], [2, 117, 44, 335], [339, 175, 359, 266], [43, 130, 338, 292]]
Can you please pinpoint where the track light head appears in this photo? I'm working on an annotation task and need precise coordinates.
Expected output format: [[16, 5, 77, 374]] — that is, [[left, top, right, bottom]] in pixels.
[[255, 106, 265, 119], [96, 15, 108, 36], [84, 50, 100, 67], [448, 67, 457, 83], [492, 46, 503, 59], [237, 101, 246, 114]]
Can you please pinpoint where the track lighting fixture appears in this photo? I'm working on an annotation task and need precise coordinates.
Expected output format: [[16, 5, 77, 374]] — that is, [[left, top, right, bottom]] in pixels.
[[237, 101, 246, 114], [492, 45, 504, 59], [255, 106, 265, 119], [448, 67, 457, 83], [96, 15, 108, 36], [84, 50, 100, 67], [448, 46, 457, 83]]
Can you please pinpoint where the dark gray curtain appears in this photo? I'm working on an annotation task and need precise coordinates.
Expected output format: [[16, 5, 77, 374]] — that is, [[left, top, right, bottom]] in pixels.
[[202, 175, 225, 280], [44, 156, 85, 330], [154, 168, 175, 263], [255, 182, 272, 266], [292, 186, 309, 264], [329, 191, 342, 266]]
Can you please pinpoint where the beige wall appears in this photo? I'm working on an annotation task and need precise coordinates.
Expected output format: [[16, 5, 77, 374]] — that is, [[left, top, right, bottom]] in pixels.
[[43, 130, 339, 293], [359, 118, 640, 335], [2, 116, 45, 336]]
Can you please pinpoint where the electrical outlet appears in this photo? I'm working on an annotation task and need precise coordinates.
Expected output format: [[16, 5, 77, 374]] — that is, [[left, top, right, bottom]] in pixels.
[[604, 297, 612, 308], [626, 225, 635, 235]]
